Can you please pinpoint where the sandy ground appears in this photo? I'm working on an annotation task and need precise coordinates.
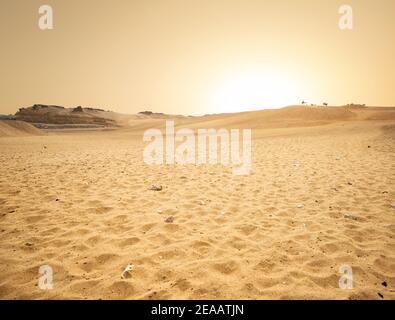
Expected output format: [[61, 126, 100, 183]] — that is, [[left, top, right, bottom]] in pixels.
[[0, 111, 394, 299]]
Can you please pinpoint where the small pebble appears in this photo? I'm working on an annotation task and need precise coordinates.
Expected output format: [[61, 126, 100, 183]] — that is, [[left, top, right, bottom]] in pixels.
[[382, 281, 387, 287], [121, 264, 134, 279], [149, 185, 163, 191], [344, 214, 358, 221], [297, 204, 304, 209], [165, 216, 174, 223], [378, 292, 384, 299]]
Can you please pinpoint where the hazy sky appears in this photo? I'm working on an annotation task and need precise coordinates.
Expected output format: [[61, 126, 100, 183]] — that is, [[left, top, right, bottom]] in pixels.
[[1, 0, 394, 115]]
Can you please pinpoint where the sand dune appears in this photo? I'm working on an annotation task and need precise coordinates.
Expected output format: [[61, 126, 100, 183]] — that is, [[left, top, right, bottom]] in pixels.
[[0, 120, 43, 138], [180, 105, 395, 129], [0, 107, 394, 300]]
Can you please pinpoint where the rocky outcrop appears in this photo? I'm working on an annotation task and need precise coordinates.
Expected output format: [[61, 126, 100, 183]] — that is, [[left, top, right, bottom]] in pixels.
[[15, 104, 116, 126]]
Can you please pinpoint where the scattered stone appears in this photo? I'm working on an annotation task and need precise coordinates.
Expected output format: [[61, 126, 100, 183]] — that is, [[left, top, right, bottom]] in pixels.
[[25, 242, 33, 247], [390, 203, 395, 209], [165, 216, 174, 223], [199, 200, 205, 206], [149, 185, 163, 191], [344, 214, 358, 221], [377, 292, 384, 299], [157, 210, 163, 214], [297, 204, 304, 209], [347, 182, 353, 186], [368, 146, 371, 148], [384, 224, 392, 228], [55, 198, 60, 202], [382, 281, 387, 287], [121, 264, 134, 279], [382, 191, 388, 194]]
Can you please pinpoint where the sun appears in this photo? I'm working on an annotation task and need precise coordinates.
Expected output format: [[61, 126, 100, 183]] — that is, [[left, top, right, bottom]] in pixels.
[[212, 70, 301, 113]]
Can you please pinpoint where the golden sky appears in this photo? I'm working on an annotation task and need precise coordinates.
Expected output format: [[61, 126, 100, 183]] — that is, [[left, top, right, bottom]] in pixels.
[[1, 0, 394, 115]]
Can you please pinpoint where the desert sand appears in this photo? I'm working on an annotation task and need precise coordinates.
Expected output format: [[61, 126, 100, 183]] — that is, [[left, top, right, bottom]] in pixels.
[[0, 106, 394, 300]]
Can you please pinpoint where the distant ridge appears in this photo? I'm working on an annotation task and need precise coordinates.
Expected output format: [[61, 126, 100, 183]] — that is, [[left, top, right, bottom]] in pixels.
[[10, 104, 395, 131], [15, 104, 117, 127], [137, 110, 189, 119]]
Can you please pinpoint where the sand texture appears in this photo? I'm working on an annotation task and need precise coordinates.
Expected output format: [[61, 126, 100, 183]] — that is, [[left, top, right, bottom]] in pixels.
[[0, 106, 394, 299]]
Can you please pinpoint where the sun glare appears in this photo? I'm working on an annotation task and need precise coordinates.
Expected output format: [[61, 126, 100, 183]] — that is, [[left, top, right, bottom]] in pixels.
[[212, 71, 301, 114]]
